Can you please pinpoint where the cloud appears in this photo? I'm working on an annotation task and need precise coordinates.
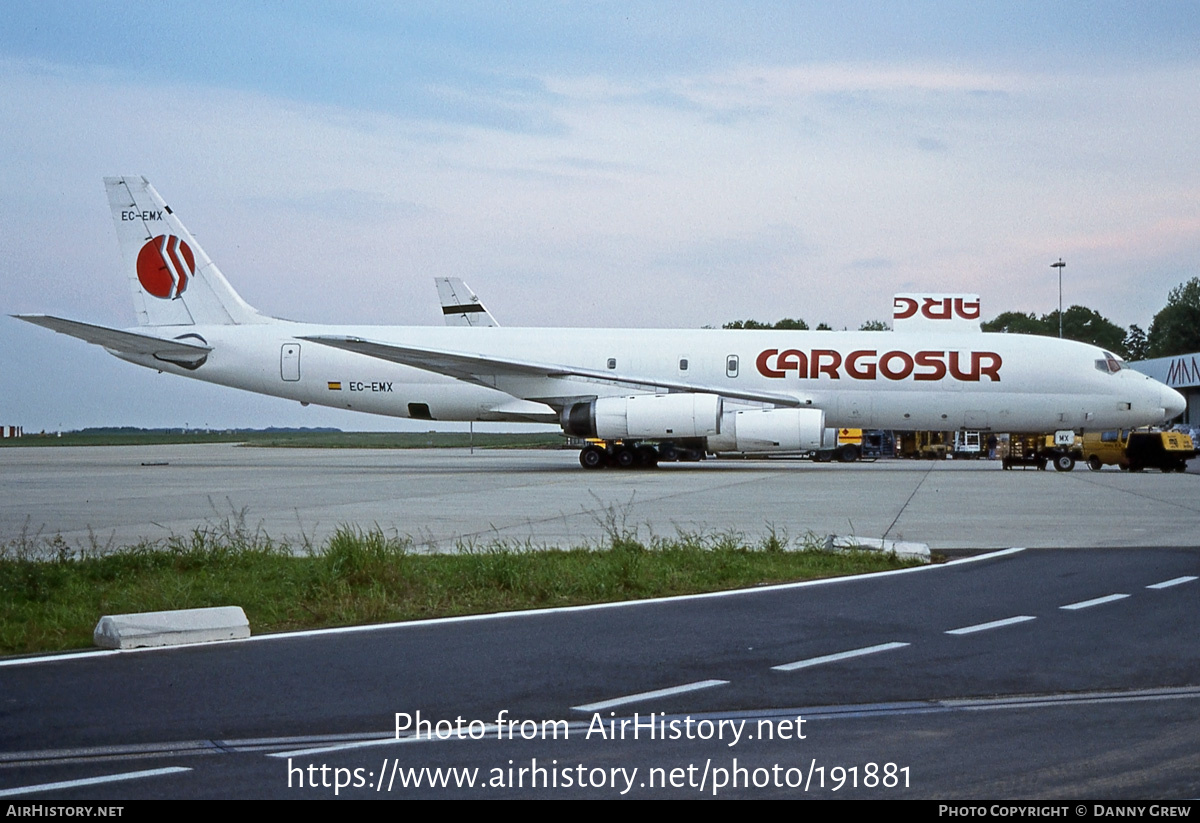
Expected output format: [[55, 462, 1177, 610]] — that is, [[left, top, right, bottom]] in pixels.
[[3, 44, 1200, 427]]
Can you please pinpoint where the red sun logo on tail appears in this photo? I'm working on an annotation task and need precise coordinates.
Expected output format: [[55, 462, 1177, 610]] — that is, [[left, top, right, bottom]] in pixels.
[[136, 235, 195, 299]]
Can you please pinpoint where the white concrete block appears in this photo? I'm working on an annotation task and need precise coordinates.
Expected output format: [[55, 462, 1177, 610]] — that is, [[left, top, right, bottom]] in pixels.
[[93, 606, 250, 650], [825, 535, 931, 561]]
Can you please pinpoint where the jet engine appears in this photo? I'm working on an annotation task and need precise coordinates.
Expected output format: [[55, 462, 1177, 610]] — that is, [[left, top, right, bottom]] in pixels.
[[705, 407, 826, 453], [562, 393, 723, 439]]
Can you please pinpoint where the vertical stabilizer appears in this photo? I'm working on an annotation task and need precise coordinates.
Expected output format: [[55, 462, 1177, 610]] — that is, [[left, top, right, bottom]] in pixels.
[[105, 177, 271, 326], [435, 277, 499, 327]]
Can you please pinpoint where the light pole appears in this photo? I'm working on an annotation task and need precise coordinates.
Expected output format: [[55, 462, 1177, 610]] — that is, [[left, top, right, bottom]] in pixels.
[[1051, 258, 1065, 338]]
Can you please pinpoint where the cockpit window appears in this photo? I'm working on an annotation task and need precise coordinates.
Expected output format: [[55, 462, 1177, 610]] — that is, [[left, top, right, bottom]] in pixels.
[[1094, 352, 1122, 374]]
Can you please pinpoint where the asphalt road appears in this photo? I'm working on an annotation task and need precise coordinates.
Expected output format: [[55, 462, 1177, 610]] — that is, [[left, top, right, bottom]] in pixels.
[[2, 547, 1197, 799]]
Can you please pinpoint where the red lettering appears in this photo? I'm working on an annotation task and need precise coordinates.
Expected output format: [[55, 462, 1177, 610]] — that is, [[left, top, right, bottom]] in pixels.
[[811, 349, 841, 379], [948, 350, 978, 381], [922, 297, 952, 319], [893, 297, 918, 319], [879, 351, 914, 380], [845, 350, 877, 380], [955, 297, 980, 320], [974, 351, 1001, 382], [758, 347, 999, 382], [914, 351, 947, 381], [778, 349, 807, 375], [756, 349, 785, 378]]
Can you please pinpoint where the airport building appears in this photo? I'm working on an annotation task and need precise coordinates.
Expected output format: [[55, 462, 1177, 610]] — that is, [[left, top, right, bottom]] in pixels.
[[1130, 351, 1200, 424], [1, 425, 23, 438]]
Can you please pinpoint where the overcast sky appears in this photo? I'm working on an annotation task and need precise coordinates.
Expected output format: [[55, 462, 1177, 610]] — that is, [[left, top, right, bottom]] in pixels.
[[2, 1, 1198, 431]]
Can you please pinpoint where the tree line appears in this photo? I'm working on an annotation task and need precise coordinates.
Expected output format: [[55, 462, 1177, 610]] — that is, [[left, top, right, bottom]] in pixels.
[[723, 277, 1200, 361]]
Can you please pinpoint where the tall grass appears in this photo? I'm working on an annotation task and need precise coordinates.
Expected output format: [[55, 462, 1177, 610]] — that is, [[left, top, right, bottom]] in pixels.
[[0, 519, 923, 655]]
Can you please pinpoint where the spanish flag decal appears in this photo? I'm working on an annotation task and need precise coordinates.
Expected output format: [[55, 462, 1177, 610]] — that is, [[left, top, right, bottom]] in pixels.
[[327, 381, 342, 391]]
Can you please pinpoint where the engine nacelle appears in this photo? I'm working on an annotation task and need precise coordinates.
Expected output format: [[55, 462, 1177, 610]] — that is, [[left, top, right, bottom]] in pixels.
[[706, 407, 826, 453], [562, 393, 723, 439]]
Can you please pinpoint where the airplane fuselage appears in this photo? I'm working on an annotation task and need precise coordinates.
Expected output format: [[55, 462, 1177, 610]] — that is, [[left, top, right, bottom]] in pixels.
[[113, 322, 1178, 434]]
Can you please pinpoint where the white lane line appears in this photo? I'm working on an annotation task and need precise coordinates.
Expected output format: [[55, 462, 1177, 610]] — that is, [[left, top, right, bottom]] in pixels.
[[571, 680, 728, 712], [1060, 593, 1130, 610], [772, 642, 910, 672], [1147, 576, 1197, 590], [0, 650, 123, 669], [947, 547, 1027, 564], [945, 615, 1036, 635], [0, 766, 191, 798]]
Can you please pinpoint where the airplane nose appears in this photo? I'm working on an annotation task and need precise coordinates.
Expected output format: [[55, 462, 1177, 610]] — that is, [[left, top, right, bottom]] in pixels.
[[1163, 386, 1186, 421]]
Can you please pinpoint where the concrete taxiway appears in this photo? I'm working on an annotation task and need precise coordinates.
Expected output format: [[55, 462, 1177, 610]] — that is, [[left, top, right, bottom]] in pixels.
[[1, 445, 1197, 552]]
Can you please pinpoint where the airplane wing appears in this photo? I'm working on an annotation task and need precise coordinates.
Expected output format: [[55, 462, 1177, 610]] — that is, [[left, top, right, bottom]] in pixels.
[[300, 334, 802, 408], [15, 315, 211, 366]]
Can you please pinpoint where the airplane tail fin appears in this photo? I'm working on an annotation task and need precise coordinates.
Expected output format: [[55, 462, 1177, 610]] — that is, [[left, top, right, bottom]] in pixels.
[[435, 277, 499, 327], [104, 177, 271, 326]]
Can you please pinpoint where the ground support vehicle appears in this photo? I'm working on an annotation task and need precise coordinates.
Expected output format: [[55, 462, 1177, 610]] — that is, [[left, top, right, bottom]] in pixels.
[[859, 430, 896, 460], [1081, 429, 1196, 473], [896, 431, 952, 460], [1001, 434, 1081, 471], [813, 428, 865, 462]]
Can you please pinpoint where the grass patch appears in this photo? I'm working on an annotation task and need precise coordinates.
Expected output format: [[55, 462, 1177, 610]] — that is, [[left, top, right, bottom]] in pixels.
[[0, 523, 924, 656]]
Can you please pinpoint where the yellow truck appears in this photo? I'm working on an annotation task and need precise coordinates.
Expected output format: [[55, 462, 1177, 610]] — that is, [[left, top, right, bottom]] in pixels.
[[1081, 429, 1196, 473]]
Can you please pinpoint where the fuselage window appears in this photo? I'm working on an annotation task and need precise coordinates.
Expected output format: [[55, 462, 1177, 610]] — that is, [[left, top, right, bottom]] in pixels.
[[726, 355, 739, 378], [679, 358, 689, 371], [607, 358, 617, 370]]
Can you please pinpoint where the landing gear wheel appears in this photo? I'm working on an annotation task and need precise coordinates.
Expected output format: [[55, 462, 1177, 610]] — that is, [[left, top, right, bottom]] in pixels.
[[611, 446, 636, 469], [658, 443, 678, 462], [579, 445, 606, 470], [1087, 455, 1102, 471], [634, 445, 659, 468], [1053, 454, 1075, 472]]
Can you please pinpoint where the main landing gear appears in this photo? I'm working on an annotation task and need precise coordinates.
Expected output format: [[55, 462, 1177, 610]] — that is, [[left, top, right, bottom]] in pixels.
[[578, 442, 704, 470]]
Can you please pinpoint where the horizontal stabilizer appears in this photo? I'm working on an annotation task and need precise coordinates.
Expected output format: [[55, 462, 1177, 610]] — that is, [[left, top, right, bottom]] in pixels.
[[301, 334, 802, 408], [435, 277, 499, 327], [15, 315, 211, 367]]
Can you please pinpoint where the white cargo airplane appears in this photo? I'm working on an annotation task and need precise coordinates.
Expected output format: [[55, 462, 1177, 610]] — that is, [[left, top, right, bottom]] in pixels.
[[16, 177, 1186, 469]]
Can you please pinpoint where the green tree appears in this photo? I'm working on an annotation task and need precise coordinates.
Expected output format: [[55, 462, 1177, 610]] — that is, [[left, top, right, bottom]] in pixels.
[[981, 311, 1047, 335], [858, 319, 891, 331], [1147, 277, 1200, 358], [1054, 306, 1129, 356], [983, 305, 1130, 357], [1123, 324, 1149, 361], [723, 318, 809, 330]]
